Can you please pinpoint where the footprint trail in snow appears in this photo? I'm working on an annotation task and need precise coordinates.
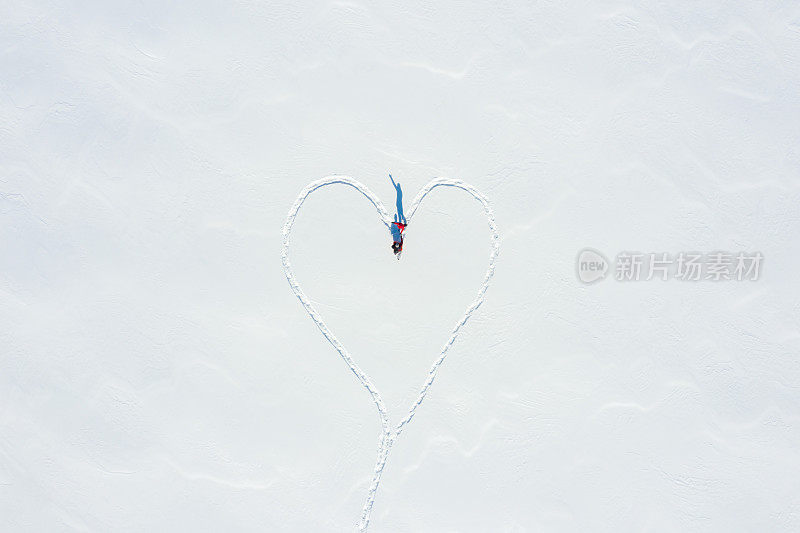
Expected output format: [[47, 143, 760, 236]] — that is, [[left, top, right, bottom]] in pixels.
[[281, 176, 500, 531]]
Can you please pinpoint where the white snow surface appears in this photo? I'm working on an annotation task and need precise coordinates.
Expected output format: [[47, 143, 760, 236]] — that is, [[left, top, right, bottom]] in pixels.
[[3, 1, 800, 532]]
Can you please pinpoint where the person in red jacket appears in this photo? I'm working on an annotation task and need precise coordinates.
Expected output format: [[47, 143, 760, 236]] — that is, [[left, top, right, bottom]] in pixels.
[[389, 173, 408, 257], [391, 219, 406, 256]]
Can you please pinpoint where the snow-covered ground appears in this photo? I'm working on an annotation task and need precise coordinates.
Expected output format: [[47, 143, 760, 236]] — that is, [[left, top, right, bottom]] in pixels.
[[2, 1, 800, 531]]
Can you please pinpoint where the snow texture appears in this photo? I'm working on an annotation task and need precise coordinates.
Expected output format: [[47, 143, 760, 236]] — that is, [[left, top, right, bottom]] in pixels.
[[3, 1, 800, 532], [282, 176, 499, 530]]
